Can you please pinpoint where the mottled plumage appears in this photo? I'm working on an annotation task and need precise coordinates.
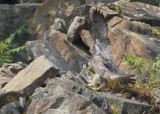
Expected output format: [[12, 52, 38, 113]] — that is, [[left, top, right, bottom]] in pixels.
[[90, 10, 114, 62], [88, 9, 135, 90]]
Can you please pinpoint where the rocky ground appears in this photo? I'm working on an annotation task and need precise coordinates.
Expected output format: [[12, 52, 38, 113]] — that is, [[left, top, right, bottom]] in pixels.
[[0, 0, 160, 114]]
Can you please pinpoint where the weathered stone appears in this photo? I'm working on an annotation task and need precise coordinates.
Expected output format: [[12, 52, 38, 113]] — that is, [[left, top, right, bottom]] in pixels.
[[0, 92, 28, 114], [86, 0, 118, 4], [107, 16, 123, 28], [49, 30, 90, 73], [26, 40, 74, 73], [17, 0, 45, 3], [67, 16, 87, 43], [28, 85, 106, 114], [121, 0, 160, 6], [114, 1, 160, 26], [79, 30, 94, 54], [27, 77, 154, 114], [0, 55, 59, 94], [0, 4, 40, 40], [0, 62, 26, 89], [30, 0, 85, 39], [108, 17, 160, 75], [0, 102, 20, 114], [90, 3, 119, 19], [50, 18, 66, 33]]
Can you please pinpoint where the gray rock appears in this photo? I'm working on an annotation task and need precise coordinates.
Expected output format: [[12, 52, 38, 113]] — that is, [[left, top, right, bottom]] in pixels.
[[0, 3, 40, 40], [50, 18, 66, 33], [0, 102, 20, 114], [27, 79, 106, 114], [0, 55, 59, 94], [49, 30, 89, 73], [0, 62, 27, 89], [86, 0, 118, 4], [27, 77, 154, 114], [26, 40, 75, 73], [114, 1, 160, 26], [79, 30, 94, 54], [17, 0, 45, 3], [121, 0, 160, 6], [67, 16, 87, 43]]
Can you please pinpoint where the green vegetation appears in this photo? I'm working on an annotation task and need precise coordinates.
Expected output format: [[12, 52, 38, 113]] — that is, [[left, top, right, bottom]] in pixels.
[[0, 25, 28, 66], [124, 54, 160, 107], [112, 101, 119, 114], [149, 27, 160, 39], [110, 5, 123, 16], [124, 54, 160, 87], [115, 6, 122, 15]]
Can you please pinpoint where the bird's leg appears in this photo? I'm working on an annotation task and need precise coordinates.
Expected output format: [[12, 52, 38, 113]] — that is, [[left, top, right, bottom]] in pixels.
[[88, 84, 101, 91], [88, 74, 102, 91]]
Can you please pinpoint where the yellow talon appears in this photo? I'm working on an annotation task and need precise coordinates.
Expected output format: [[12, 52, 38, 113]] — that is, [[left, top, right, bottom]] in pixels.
[[88, 83, 101, 91], [93, 86, 101, 91], [88, 83, 94, 87]]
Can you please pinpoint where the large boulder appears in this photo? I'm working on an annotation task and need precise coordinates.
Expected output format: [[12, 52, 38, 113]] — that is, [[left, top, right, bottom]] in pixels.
[[114, 1, 160, 26], [107, 16, 160, 74], [122, 0, 160, 6], [26, 40, 75, 73], [49, 30, 90, 73], [0, 55, 59, 94]]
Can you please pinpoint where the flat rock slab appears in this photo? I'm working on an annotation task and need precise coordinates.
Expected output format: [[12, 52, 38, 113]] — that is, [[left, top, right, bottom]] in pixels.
[[26, 40, 74, 73], [121, 0, 160, 6], [49, 30, 89, 73], [0, 55, 59, 94], [0, 62, 26, 89], [115, 1, 160, 25]]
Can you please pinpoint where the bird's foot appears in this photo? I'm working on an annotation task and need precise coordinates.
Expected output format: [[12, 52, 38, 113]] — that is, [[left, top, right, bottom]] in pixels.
[[88, 83, 101, 91]]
